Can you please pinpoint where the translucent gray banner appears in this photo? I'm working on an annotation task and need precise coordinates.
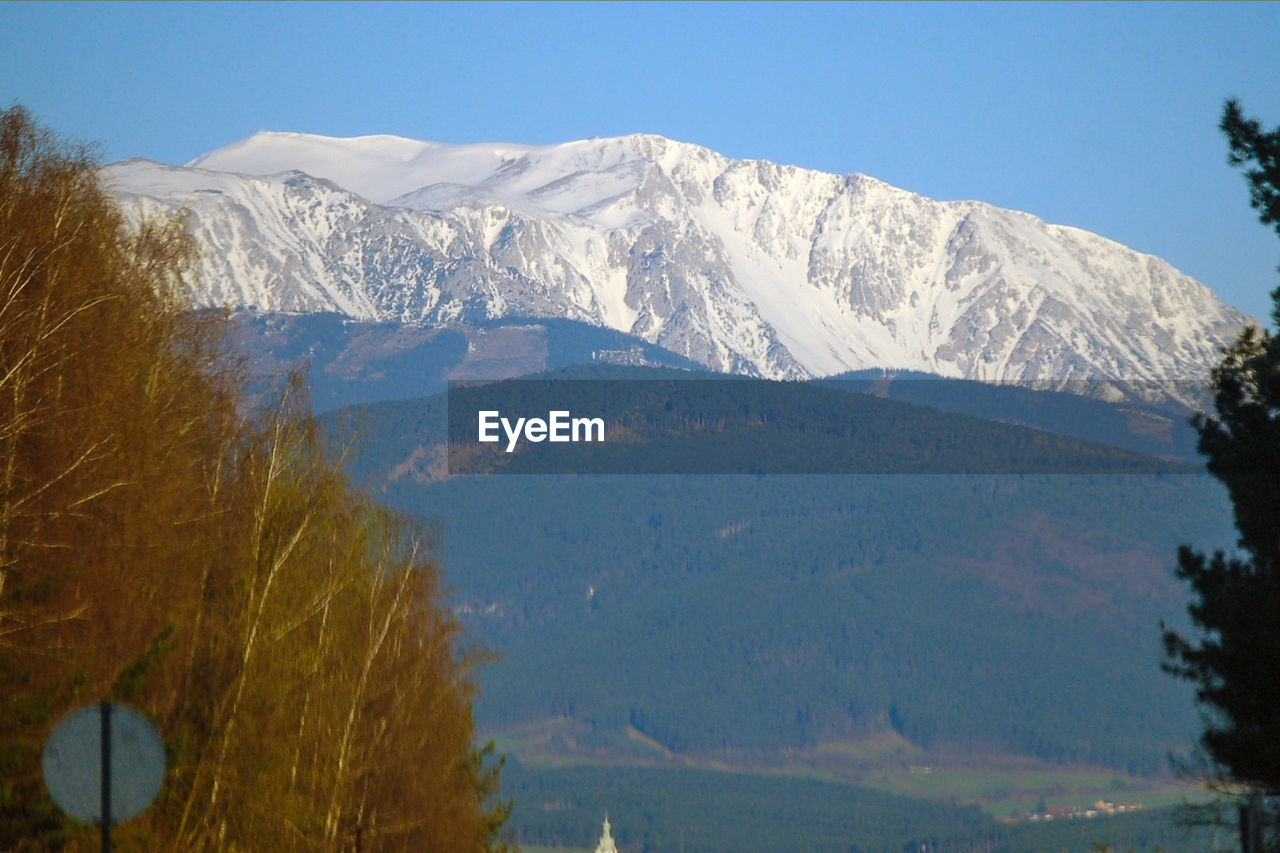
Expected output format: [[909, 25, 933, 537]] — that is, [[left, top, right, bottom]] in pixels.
[[445, 377, 1204, 475]]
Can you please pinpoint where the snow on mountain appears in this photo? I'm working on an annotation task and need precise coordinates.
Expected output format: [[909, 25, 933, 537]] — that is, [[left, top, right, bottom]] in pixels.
[[103, 131, 1250, 385]]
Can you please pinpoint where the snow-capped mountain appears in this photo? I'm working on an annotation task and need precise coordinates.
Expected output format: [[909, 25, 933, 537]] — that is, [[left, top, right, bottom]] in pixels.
[[104, 131, 1249, 384]]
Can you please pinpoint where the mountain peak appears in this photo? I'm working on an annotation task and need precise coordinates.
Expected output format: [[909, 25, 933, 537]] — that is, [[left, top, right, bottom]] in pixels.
[[110, 132, 1249, 389]]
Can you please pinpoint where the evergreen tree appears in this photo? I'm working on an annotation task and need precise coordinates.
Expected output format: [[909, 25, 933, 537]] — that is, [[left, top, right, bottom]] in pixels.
[[1162, 100, 1280, 801]]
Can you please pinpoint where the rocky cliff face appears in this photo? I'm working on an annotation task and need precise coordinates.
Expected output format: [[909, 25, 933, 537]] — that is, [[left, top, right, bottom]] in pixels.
[[105, 131, 1248, 384]]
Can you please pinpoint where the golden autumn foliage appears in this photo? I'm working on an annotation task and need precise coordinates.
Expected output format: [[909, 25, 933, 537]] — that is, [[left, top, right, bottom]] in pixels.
[[0, 105, 509, 851]]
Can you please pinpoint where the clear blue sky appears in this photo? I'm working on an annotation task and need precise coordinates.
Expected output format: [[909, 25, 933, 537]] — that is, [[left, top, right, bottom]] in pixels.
[[3, 1, 1279, 325]]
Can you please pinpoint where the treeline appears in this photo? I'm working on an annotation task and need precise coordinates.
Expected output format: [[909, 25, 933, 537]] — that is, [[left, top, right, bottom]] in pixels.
[[0, 106, 508, 850], [500, 763, 1219, 853]]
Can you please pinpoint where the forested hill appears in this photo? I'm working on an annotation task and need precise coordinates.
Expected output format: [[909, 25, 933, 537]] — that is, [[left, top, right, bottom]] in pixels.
[[819, 370, 1203, 464], [319, 366, 1232, 775], [331, 364, 1197, 485]]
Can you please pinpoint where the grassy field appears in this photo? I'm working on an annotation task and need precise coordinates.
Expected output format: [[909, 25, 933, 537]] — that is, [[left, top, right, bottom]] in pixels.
[[489, 720, 1215, 822], [855, 764, 1212, 818], [498, 761, 1226, 853]]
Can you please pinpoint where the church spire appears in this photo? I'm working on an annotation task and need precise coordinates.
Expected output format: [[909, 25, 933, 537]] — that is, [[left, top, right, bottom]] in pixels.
[[594, 812, 617, 853]]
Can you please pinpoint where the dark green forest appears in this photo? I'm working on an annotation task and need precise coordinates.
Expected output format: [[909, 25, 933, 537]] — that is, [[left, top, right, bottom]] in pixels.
[[411, 473, 1226, 771], [321, 375, 1236, 775]]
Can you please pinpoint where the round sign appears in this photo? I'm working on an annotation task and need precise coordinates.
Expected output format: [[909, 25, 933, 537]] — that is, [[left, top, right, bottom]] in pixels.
[[42, 702, 165, 824]]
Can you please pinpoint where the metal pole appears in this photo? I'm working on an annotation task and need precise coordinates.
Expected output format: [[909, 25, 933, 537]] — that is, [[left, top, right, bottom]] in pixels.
[[1241, 794, 1263, 853], [100, 700, 111, 853]]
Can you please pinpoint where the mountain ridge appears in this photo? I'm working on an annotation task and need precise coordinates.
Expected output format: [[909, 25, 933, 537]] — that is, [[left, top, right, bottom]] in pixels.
[[106, 131, 1250, 389]]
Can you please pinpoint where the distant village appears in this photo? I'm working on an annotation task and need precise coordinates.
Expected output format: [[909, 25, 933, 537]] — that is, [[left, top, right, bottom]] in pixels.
[[1022, 800, 1144, 823]]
